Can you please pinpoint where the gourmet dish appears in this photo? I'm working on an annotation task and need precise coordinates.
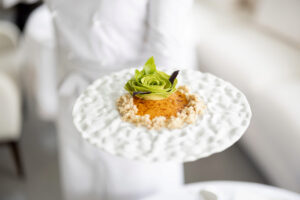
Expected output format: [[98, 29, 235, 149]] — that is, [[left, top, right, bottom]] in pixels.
[[117, 57, 206, 129], [72, 60, 251, 162]]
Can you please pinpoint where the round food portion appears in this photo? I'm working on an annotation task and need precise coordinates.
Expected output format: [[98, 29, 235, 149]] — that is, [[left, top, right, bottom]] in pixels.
[[134, 91, 188, 119], [117, 86, 205, 130]]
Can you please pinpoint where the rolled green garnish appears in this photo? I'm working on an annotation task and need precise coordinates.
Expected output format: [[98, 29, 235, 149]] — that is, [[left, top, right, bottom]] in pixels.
[[124, 56, 179, 100]]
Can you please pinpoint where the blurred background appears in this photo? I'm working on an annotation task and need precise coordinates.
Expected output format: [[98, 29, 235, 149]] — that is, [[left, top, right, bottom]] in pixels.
[[0, 0, 299, 199]]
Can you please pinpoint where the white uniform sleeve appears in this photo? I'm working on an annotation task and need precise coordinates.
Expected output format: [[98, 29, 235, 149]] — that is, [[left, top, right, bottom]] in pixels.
[[144, 0, 194, 68]]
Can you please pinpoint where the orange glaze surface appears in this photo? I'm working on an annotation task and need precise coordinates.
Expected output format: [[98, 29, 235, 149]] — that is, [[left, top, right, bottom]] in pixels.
[[133, 91, 188, 119]]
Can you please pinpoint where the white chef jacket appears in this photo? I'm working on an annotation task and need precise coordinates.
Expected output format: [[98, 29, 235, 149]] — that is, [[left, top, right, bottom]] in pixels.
[[23, 0, 196, 200]]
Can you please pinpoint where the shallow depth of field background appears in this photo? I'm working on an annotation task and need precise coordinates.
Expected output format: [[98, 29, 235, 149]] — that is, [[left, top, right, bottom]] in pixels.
[[0, 0, 300, 199]]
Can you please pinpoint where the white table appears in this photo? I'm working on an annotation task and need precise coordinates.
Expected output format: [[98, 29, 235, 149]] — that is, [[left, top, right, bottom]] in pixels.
[[142, 181, 300, 200]]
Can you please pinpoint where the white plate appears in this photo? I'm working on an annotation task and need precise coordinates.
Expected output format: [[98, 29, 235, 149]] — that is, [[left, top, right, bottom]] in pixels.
[[141, 181, 300, 200], [72, 68, 251, 162]]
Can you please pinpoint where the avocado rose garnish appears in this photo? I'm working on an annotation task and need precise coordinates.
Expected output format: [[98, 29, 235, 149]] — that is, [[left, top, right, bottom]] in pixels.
[[124, 57, 179, 100]]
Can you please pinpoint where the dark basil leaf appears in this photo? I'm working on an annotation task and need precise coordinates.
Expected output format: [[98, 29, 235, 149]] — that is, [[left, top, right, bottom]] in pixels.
[[169, 70, 179, 85], [133, 91, 151, 96]]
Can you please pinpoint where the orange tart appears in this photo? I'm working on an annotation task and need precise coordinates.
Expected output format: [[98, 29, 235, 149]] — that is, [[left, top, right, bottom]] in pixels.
[[134, 91, 188, 120], [116, 57, 205, 130]]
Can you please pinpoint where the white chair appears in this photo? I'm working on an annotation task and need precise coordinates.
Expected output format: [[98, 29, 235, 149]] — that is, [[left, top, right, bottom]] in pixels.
[[0, 21, 24, 177], [192, 0, 300, 192]]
